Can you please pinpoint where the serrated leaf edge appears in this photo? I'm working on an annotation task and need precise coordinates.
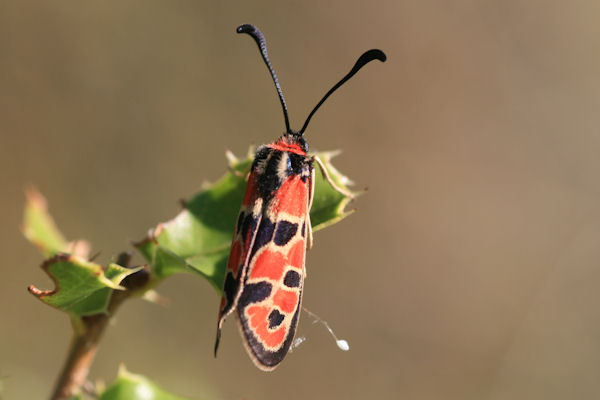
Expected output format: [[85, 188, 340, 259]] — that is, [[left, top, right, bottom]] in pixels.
[[27, 254, 136, 301]]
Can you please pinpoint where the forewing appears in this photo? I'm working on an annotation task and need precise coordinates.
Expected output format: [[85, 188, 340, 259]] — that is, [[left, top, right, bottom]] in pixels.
[[236, 172, 311, 370], [215, 171, 263, 354]]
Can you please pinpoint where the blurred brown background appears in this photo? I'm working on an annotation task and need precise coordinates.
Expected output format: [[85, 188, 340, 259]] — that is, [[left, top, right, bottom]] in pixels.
[[2, 1, 600, 399]]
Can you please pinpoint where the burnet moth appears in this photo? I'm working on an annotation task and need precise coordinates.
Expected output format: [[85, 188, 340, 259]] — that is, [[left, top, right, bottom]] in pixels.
[[215, 23, 386, 371]]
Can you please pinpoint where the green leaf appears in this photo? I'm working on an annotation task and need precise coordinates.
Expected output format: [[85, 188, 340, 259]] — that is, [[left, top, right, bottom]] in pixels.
[[22, 186, 89, 258], [135, 149, 358, 292], [99, 366, 195, 400], [186, 246, 229, 292], [28, 254, 142, 316], [310, 151, 360, 231]]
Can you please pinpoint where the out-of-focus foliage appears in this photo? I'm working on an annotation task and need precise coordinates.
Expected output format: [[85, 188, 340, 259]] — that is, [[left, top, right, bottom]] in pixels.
[[99, 366, 195, 400]]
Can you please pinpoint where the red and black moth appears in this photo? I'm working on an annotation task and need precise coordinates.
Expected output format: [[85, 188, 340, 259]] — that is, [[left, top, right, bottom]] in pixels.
[[215, 24, 386, 371]]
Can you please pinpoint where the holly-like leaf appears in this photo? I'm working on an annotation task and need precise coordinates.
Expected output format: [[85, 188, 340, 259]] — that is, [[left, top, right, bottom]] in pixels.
[[22, 186, 90, 258], [135, 149, 359, 292], [99, 366, 195, 400], [28, 254, 142, 316], [310, 150, 361, 231]]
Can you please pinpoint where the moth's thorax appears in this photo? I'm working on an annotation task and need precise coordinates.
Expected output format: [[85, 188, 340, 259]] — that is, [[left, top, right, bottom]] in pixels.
[[251, 134, 312, 199]]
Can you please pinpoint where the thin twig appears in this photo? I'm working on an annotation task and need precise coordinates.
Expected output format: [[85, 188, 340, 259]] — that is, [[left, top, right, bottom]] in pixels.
[[49, 252, 150, 400]]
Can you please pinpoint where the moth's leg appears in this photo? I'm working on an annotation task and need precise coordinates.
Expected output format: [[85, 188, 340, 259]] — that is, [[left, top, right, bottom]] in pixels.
[[312, 155, 355, 199]]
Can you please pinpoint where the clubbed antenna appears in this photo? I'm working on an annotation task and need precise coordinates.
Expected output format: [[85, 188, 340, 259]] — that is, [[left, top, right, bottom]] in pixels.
[[237, 24, 291, 133], [299, 49, 387, 135]]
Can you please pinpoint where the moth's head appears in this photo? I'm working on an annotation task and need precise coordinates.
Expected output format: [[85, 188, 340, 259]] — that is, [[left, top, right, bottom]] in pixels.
[[280, 131, 309, 154]]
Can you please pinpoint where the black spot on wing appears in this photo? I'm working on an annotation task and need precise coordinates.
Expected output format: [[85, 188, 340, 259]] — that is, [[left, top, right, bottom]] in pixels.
[[251, 217, 275, 257], [241, 213, 257, 240], [274, 221, 298, 246], [301, 221, 306, 238], [283, 270, 301, 288], [222, 271, 240, 313], [239, 281, 272, 305], [268, 309, 285, 329]]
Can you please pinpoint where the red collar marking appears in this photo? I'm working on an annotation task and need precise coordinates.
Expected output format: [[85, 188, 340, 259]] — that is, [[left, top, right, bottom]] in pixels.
[[268, 141, 306, 155]]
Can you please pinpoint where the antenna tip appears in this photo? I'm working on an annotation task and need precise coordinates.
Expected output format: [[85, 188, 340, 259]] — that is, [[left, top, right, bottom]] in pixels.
[[362, 49, 387, 64], [236, 24, 255, 35]]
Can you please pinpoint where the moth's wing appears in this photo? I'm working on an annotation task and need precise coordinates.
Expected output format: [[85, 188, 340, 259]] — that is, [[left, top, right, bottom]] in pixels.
[[236, 172, 311, 370], [215, 171, 263, 356]]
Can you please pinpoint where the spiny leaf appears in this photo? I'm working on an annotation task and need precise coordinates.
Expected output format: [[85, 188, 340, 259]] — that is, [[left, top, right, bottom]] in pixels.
[[28, 254, 142, 316], [22, 186, 90, 258], [99, 365, 196, 400], [310, 150, 362, 231], [135, 149, 359, 292]]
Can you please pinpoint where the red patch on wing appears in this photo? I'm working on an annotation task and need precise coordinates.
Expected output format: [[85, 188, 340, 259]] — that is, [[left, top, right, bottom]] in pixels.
[[273, 176, 308, 217], [273, 289, 298, 313], [247, 305, 287, 348], [249, 250, 286, 281], [242, 172, 258, 206], [287, 240, 305, 270], [227, 240, 242, 276]]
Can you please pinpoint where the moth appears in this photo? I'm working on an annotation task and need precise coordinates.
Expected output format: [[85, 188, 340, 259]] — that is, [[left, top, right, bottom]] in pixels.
[[215, 23, 386, 371]]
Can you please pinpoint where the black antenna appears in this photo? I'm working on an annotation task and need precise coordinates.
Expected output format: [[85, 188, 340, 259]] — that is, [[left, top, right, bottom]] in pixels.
[[237, 24, 291, 133], [299, 49, 387, 135]]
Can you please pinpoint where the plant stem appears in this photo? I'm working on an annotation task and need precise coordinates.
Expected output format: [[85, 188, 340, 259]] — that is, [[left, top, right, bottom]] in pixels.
[[49, 253, 149, 400], [50, 314, 110, 400]]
